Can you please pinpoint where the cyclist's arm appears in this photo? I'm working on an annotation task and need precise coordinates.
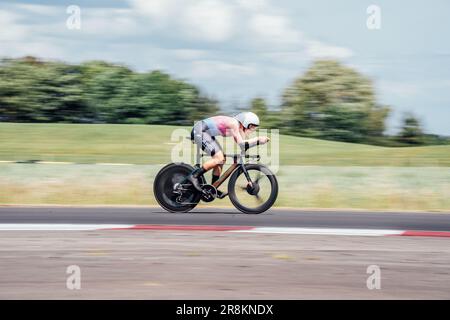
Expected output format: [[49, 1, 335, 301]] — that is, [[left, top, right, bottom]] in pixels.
[[230, 126, 262, 152]]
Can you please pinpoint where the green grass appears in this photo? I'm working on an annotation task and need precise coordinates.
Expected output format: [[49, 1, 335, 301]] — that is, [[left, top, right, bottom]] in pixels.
[[1, 123, 449, 210], [0, 123, 175, 164], [1, 122, 449, 166], [1, 164, 449, 211]]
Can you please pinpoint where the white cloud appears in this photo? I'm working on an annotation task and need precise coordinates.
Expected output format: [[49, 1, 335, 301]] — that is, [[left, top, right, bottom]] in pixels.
[[126, 0, 354, 65], [129, 0, 179, 26], [235, 0, 269, 12], [171, 49, 208, 60], [190, 60, 257, 78], [305, 40, 354, 59], [1, 40, 65, 59], [181, 0, 235, 42], [249, 13, 302, 45], [80, 8, 140, 36], [0, 10, 28, 42], [260, 51, 308, 65], [378, 80, 450, 98], [0, 9, 65, 59], [129, 0, 236, 42], [378, 81, 420, 97], [14, 3, 61, 15], [127, 0, 304, 47]]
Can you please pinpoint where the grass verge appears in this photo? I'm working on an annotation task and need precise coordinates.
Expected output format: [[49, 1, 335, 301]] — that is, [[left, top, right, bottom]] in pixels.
[[1, 163, 449, 211]]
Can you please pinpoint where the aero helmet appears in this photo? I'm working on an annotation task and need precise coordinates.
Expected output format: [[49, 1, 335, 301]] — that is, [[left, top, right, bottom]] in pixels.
[[234, 112, 260, 129]]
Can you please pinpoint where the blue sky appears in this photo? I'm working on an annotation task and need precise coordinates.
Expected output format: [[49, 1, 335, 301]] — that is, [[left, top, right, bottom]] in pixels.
[[1, 0, 449, 135]]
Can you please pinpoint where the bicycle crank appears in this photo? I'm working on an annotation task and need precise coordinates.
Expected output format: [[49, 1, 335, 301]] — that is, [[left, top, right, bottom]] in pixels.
[[200, 184, 217, 202]]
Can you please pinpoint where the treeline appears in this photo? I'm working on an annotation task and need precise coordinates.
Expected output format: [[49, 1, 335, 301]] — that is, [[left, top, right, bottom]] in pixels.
[[249, 60, 449, 146], [0, 57, 448, 146], [0, 56, 219, 125]]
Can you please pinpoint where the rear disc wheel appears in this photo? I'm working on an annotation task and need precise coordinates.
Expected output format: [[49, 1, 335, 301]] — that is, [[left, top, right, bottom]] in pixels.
[[153, 163, 202, 213]]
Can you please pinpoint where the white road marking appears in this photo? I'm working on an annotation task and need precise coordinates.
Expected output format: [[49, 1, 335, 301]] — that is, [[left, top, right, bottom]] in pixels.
[[231, 227, 404, 236], [0, 224, 133, 231], [0, 224, 447, 238], [0, 160, 136, 166]]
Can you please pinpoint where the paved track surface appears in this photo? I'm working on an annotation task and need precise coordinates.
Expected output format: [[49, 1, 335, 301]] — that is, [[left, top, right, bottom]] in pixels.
[[1, 207, 449, 299], [1, 207, 450, 231]]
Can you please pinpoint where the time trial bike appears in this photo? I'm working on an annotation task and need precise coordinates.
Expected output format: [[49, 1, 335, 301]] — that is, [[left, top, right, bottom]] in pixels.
[[153, 144, 278, 214]]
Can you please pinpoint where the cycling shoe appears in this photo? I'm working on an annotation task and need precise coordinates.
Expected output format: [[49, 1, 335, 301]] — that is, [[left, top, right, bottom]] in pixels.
[[186, 174, 203, 192]]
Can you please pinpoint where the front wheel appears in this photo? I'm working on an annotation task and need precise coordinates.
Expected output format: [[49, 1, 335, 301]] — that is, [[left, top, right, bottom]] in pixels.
[[228, 164, 278, 214]]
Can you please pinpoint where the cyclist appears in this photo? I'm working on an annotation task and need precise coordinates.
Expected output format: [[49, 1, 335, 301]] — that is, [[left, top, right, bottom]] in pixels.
[[188, 112, 270, 192]]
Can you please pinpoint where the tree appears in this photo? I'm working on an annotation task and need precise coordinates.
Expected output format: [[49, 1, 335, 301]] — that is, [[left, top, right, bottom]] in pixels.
[[249, 97, 281, 129], [0, 57, 89, 122], [281, 60, 390, 143], [397, 113, 425, 145], [250, 97, 268, 119], [110, 70, 218, 125], [0, 57, 219, 125], [80, 60, 133, 123]]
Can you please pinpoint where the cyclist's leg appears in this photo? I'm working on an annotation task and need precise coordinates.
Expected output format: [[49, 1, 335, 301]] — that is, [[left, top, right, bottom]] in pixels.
[[209, 152, 225, 196], [202, 139, 224, 172], [204, 151, 224, 180], [211, 161, 223, 183], [189, 126, 221, 190], [203, 139, 224, 195], [192, 124, 223, 171], [207, 142, 224, 180], [210, 136, 224, 176]]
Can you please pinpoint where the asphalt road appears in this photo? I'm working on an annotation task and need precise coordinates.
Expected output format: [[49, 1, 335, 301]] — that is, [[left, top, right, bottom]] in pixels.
[[1, 206, 450, 299], [1, 229, 450, 299], [0, 206, 450, 231]]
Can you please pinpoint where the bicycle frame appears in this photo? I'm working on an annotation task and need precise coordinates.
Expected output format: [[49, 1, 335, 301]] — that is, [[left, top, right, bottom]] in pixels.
[[212, 161, 238, 189], [195, 149, 260, 190]]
